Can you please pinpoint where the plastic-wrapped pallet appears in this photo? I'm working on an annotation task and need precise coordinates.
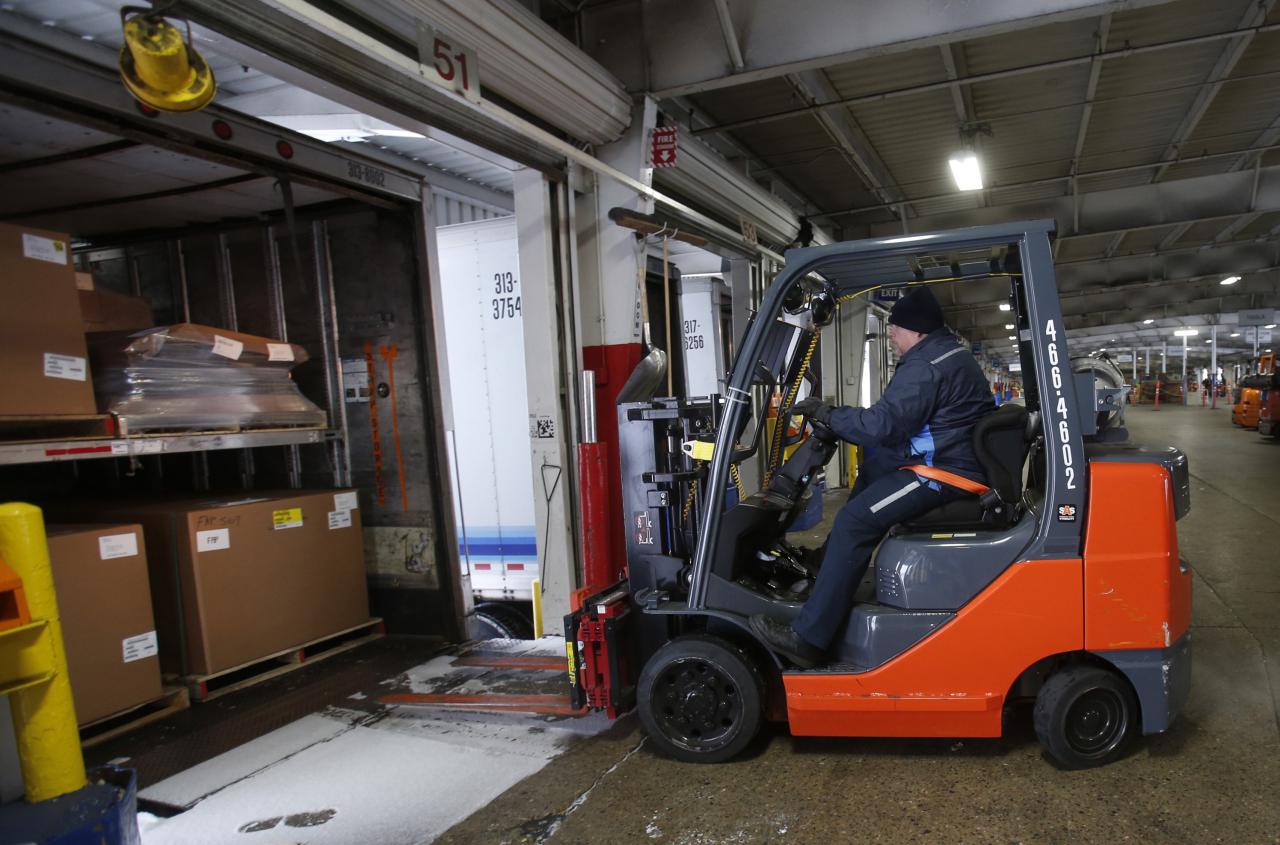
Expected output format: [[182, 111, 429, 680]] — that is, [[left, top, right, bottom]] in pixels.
[[90, 323, 327, 433]]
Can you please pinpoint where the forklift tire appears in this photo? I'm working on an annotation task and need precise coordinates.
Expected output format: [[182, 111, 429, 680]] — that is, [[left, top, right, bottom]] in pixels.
[[1033, 664, 1138, 769], [637, 634, 765, 764], [468, 603, 534, 640]]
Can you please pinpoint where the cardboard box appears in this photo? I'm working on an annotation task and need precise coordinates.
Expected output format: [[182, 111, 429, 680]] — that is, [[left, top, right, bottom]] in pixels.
[[67, 490, 369, 676], [46, 524, 163, 726], [0, 223, 97, 417], [75, 271, 95, 291], [80, 288, 153, 333]]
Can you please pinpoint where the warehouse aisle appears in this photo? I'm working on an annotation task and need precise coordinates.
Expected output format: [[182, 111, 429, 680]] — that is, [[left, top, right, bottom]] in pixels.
[[119, 639, 610, 845], [436, 403, 1280, 845]]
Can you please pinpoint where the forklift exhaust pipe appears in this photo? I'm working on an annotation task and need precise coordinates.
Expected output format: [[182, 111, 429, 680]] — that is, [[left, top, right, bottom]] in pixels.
[[576, 372, 614, 606]]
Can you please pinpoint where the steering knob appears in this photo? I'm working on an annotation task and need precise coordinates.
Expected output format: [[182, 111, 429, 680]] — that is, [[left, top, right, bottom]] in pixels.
[[807, 418, 839, 443]]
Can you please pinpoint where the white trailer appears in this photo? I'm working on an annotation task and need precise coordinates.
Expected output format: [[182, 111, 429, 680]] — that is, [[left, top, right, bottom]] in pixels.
[[436, 217, 539, 634]]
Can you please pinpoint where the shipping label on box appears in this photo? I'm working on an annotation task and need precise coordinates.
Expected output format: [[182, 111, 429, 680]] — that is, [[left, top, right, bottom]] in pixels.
[[22, 232, 68, 265], [266, 343, 295, 362], [196, 528, 230, 551], [272, 507, 304, 530], [43, 352, 86, 381], [327, 510, 353, 530], [98, 533, 139, 560], [333, 492, 358, 512], [212, 335, 244, 360], [122, 631, 158, 663]]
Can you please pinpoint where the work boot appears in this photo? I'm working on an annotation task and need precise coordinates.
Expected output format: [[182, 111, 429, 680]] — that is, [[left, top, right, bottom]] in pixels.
[[748, 614, 825, 669]]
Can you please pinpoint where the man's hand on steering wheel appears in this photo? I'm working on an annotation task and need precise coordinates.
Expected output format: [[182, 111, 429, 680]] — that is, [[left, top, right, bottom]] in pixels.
[[793, 396, 833, 426]]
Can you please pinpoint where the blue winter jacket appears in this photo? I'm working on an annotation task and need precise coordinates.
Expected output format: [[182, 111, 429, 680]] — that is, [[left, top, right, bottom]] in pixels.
[[828, 329, 994, 481]]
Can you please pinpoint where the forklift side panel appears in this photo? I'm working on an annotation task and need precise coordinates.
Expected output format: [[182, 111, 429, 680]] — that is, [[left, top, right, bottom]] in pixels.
[[1083, 461, 1192, 651], [1094, 632, 1192, 734], [783, 557, 1083, 738]]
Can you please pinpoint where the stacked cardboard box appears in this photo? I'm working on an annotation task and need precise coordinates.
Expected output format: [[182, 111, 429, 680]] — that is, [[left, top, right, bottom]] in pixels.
[[0, 223, 97, 417], [64, 490, 369, 676], [46, 524, 163, 725], [79, 287, 154, 334]]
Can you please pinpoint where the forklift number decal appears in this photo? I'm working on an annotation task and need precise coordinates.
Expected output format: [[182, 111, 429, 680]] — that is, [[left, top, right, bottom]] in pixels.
[[1043, 319, 1077, 491]]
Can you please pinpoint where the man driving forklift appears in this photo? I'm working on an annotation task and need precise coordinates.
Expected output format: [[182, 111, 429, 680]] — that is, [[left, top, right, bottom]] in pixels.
[[749, 286, 994, 667]]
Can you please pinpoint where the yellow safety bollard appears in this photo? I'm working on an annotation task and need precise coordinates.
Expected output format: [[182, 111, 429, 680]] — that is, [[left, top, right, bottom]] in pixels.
[[531, 578, 545, 639], [0, 502, 87, 802]]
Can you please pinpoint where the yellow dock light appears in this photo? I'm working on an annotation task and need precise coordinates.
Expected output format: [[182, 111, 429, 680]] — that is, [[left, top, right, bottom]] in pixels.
[[118, 6, 216, 113]]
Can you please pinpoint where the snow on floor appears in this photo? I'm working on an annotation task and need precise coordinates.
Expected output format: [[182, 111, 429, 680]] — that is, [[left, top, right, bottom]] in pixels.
[[141, 714, 350, 808], [138, 638, 610, 845]]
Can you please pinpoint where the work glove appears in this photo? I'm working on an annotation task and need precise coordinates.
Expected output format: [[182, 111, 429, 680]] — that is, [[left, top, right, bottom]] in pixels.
[[792, 397, 833, 426]]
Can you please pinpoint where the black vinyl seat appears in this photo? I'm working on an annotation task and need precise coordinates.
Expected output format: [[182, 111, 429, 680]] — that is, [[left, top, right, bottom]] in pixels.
[[898, 404, 1036, 531]]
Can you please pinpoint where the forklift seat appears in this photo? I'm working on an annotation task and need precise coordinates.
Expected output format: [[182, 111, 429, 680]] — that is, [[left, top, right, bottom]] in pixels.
[[898, 404, 1036, 531]]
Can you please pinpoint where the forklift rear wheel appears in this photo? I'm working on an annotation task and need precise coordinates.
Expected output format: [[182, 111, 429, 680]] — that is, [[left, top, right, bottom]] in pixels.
[[638, 634, 765, 764], [1034, 665, 1138, 769]]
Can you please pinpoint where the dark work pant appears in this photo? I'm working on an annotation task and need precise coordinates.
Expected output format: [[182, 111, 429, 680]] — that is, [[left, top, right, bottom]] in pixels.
[[792, 466, 954, 651]]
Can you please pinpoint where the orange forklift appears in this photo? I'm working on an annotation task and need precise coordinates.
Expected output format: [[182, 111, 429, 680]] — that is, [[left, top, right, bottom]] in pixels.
[[567, 220, 1191, 770], [1233, 353, 1275, 429]]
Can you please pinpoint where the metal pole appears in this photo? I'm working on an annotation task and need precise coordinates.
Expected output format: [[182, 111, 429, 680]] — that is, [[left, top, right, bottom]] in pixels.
[[580, 370, 598, 444], [1162, 342, 1167, 374], [1210, 325, 1218, 409], [1181, 335, 1188, 404], [1131, 346, 1137, 383], [1145, 347, 1150, 376]]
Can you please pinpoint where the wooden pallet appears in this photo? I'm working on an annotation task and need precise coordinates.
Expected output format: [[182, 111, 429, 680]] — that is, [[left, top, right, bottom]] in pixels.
[[80, 686, 190, 748], [180, 618, 385, 703]]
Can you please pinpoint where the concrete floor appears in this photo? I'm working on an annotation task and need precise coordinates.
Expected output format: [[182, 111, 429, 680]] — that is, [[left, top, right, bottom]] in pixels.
[[438, 403, 1280, 845]]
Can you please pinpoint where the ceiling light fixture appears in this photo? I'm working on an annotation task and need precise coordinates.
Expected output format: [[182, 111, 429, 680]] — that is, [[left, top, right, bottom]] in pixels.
[[1142, 319, 1154, 325], [998, 303, 1011, 312], [1266, 323, 1277, 329], [1220, 276, 1241, 286], [1004, 323, 1014, 330], [1173, 328, 1198, 337], [948, 153, 983, 191], [1008, 335, 1016, 340], [1231, 332, 1241, 337]]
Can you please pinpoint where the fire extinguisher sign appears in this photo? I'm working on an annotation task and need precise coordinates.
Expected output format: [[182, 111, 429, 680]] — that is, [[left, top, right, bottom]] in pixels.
[[652, 126, 678, 168]]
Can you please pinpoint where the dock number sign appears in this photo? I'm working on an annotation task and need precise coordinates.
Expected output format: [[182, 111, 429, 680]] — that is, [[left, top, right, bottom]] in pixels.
[[416, 23, 480, 103], [652, 126, 678, 168]]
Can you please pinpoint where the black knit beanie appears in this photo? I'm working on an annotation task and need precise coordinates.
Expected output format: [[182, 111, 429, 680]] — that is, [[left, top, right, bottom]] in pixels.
[[888, 286, 944, 334]]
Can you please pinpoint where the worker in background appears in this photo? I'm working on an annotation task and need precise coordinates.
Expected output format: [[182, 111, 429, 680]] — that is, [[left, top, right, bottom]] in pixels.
[[749, 286, 994, 668]]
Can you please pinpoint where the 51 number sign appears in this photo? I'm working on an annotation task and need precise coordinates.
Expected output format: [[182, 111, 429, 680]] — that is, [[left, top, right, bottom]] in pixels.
[[415, 23, 480, 103]]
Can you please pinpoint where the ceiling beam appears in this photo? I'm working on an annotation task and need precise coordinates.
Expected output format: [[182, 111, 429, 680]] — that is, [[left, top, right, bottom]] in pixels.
[[0, 174, 263, 221], [1149, 0, 1276, 183], [818, 140, 1280, 220], [938, 43, 986, 210], [1068, 14, 1110, 178], [846, 164, 1280, 241], [1228, 111, 1280, 173], [785, 70, 906, 209], [662, 96, 827, 223], [711, 0, 745, 72], [0, 139, 139, 175]]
